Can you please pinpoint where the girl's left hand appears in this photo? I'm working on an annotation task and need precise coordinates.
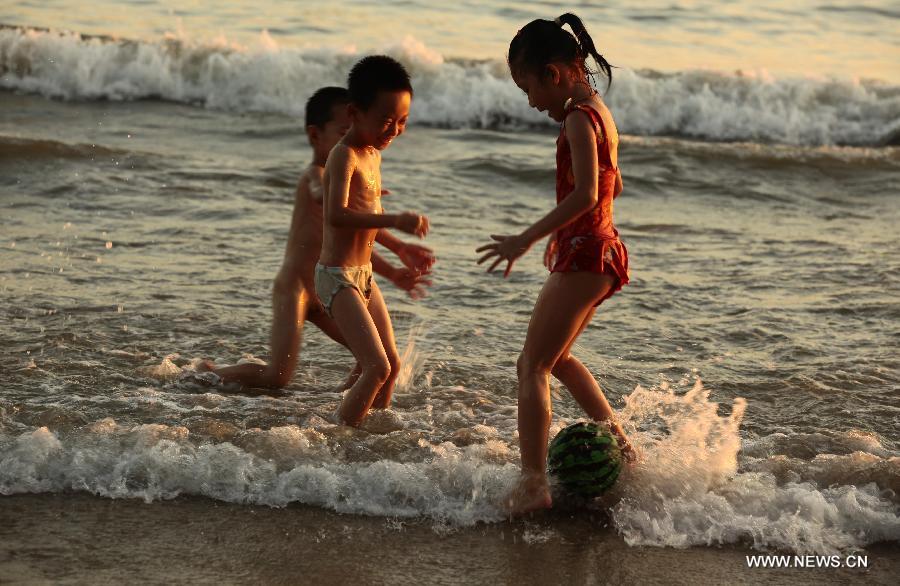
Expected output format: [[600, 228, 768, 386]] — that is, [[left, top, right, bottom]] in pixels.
[[476, 234, 532, 277]]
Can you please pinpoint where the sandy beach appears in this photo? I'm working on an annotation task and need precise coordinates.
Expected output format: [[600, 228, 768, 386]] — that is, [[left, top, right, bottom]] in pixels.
[[1, 493, 897, 585]]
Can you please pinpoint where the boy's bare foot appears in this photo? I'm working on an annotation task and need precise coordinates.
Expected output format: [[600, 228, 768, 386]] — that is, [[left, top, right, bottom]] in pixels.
[[504, 472, 552, 516], [331, 403, 348, 426], [359, 408, 404, 433], [194, 359, 216, 373], [178, 360, 221, 387]]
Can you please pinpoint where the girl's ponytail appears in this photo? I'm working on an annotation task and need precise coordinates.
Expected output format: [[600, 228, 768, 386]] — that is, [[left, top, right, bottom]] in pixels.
[[557, 13, 612, 91]]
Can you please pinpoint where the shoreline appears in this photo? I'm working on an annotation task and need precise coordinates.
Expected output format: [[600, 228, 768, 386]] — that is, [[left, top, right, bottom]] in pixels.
[[1, 493, 896, 585]]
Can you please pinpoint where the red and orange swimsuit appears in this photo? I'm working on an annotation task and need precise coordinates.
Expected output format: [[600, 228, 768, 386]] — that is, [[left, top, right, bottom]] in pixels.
[[550, 98, 630, 305]]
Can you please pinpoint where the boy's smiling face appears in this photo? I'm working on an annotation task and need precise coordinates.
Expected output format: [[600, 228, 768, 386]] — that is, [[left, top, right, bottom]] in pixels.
[[351, 90, 411, 150]]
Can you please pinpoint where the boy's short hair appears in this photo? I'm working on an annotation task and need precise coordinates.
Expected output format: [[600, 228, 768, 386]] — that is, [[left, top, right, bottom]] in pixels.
[[347, 55, 413, 111], [305, 86, 351, 128]]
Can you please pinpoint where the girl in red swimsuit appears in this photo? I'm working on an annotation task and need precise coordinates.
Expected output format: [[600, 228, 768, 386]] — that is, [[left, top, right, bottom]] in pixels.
[[476, 13, 632, 515]]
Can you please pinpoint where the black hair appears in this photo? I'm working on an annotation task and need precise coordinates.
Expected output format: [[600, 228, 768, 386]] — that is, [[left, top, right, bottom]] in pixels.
[[508, 13, 612, 91], [305, 86, 351, 128], [347, 55, 414, 111]]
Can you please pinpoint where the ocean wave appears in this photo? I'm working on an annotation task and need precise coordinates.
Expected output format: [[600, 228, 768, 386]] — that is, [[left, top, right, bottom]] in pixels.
[[2, 26, 899, 146], [1, 377, 898, 554], [0, 420, 516, 525], [0, 135, 125, 160]]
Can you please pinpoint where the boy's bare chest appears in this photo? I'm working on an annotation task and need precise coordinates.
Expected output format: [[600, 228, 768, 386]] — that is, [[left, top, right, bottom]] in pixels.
[[348, 167, 381, 213]]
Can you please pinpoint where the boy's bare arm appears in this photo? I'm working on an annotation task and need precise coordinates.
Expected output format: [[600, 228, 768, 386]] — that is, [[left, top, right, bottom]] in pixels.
[[324, 147, 408, 230], [306, 165, 325, 204], [371, 250, 398, 280], [374, 229, 405, 254], [376, 229, 436, 274], [371, 250, 431, 299]]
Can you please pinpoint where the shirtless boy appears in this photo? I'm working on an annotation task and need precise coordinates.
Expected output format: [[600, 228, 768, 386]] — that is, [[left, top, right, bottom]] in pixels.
[[317, 57, 430, 425], [205, 86, 434, 392]]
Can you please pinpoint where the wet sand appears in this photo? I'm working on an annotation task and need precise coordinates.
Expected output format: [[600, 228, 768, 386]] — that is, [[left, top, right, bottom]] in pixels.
[[0, 494, 896, 585]]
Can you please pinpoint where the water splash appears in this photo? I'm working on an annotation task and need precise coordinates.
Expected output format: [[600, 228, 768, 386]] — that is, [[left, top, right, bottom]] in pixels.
[[395, 321, 429, 393], [608, 380, 900, 554]]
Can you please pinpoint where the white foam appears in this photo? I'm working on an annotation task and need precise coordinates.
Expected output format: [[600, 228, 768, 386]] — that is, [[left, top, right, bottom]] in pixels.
[[2, 27, 897, 146], [0, 424, 516, 525], [609, 381, 900, 554], [136, 353, 181, 379], [1, 378, 897, 552]]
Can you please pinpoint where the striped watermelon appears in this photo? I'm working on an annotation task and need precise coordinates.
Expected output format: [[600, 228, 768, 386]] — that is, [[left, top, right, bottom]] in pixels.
[[547, 422, 622, 497]]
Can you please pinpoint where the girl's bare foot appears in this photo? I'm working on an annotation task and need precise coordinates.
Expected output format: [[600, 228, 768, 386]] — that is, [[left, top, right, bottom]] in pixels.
[[607, 423, 636, 463], [504, 472, 553, 516], [613, 430, 637, 463]]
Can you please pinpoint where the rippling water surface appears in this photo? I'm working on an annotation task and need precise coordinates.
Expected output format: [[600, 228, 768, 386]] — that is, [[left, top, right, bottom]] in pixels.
[[1, 1, 899, 555]]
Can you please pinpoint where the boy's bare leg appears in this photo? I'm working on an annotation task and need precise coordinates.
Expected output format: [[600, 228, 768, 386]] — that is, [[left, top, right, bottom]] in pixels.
[[305, 302, 345, 345], [363, 281, 401, 409], [329, 287, 392, 426], [305, 304, 361, 389], [508, 271, 616, 516], [210, 280, 308, 392]]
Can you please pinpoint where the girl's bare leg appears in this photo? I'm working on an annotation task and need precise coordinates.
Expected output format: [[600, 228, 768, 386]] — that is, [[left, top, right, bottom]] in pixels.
[[550, 310, 632, 453], [507, 271, 616, 515]]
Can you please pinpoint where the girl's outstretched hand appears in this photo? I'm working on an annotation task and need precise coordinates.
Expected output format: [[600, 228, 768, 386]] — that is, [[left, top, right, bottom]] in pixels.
[[476, 234, 531, 278]]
